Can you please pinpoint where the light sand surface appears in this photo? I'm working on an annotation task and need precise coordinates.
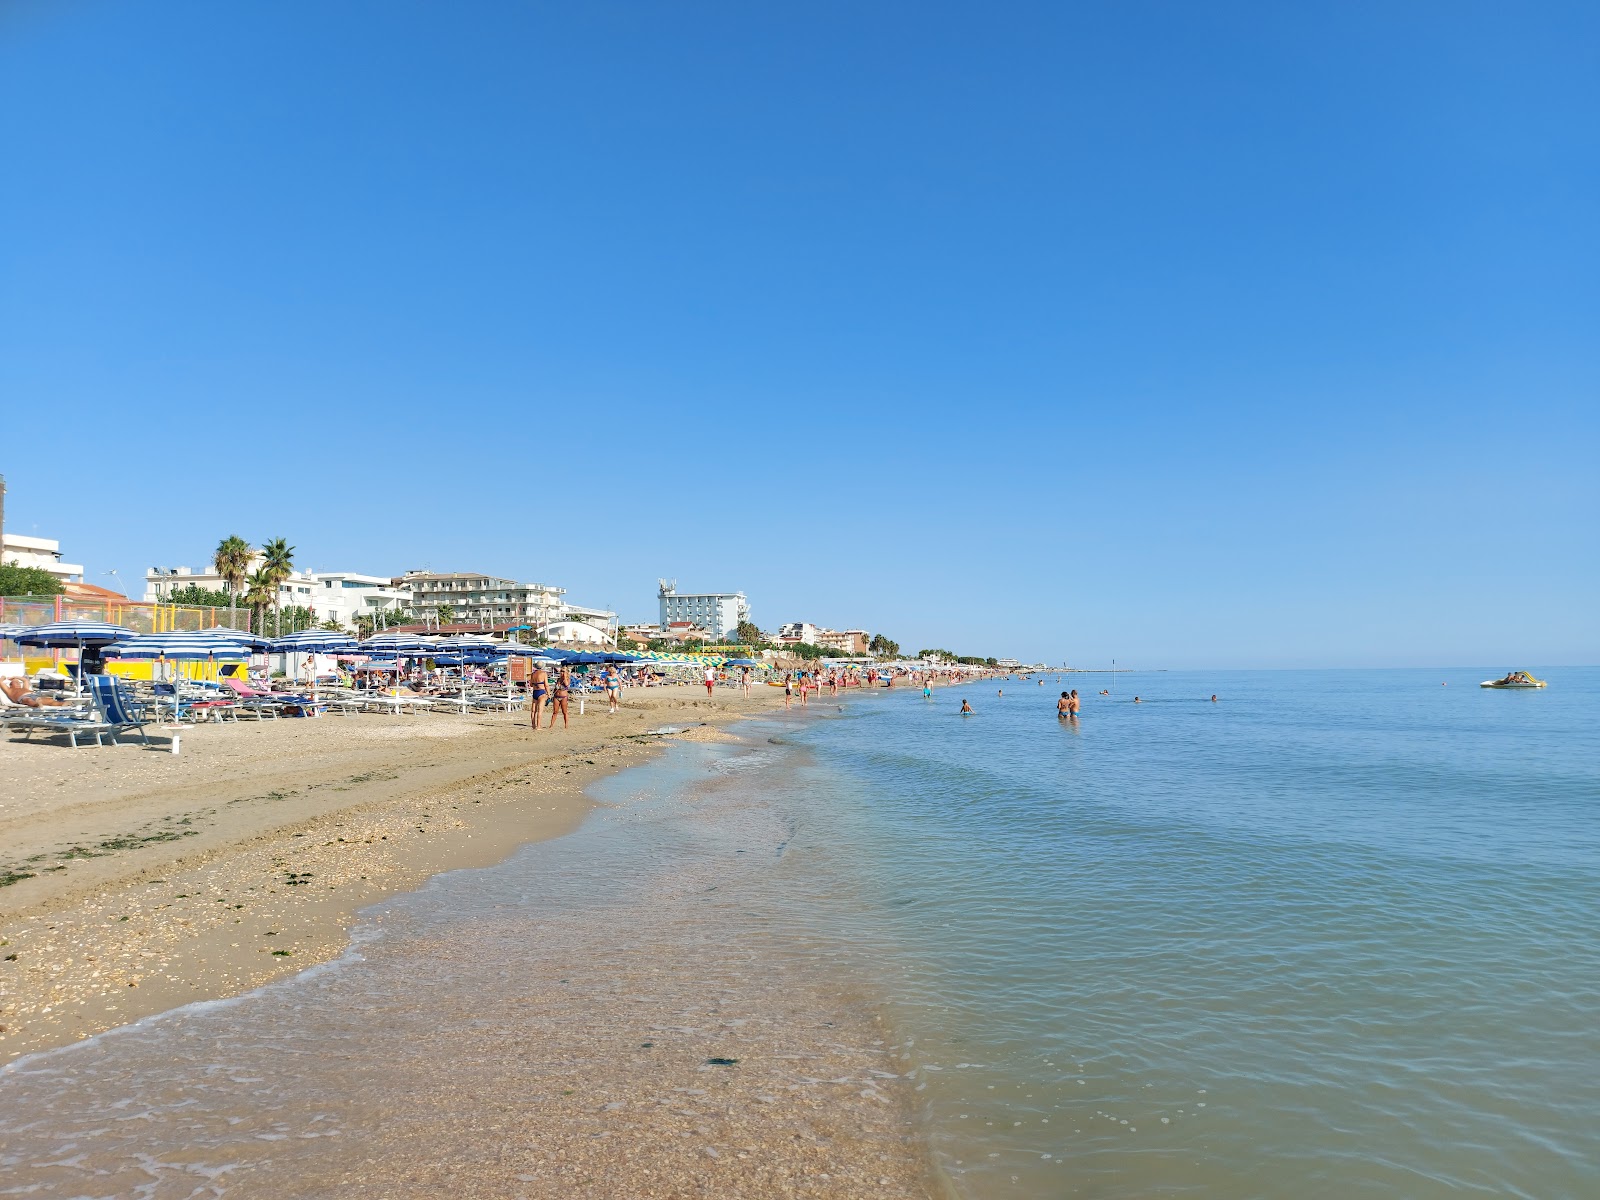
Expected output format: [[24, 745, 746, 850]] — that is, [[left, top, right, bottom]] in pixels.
[[0, 681, 941, 1197], [0, 684, 783, 1063]]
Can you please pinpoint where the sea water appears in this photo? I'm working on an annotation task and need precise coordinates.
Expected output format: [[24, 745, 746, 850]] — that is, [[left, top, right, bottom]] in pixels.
[[760, 668, 1600, 1197], [2, 669, 1596, 1198]]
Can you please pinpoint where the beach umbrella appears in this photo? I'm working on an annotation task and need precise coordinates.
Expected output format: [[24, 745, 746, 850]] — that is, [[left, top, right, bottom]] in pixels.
[[105, 633, 250, 660], [435, 635, 503, 706], [724, 658, 760, 666], [190, 626, 271, 652], [15, 621, 137, 694], [105, 632, 250, 723], [360, 632, 440, 651], [268, 629, 360, 707]]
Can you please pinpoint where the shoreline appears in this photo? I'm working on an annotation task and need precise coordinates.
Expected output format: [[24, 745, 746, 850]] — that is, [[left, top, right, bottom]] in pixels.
[[0, 684, 792, 1065], [1, 681, 950, 1198]]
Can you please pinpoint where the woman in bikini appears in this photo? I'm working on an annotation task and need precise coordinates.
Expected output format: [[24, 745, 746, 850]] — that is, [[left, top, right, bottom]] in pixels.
[[529, 664, 548, 730], [548, 666, 571, 729]]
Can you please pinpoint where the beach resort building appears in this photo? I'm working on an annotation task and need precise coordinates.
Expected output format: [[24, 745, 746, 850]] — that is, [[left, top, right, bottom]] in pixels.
[[657, 581, 748, 642], [774, 624, 870, 654], [144, 563, 411, 628], [401, 571, 566, 630], [2, 534, 84, 586], [817, 628, 870, 655], [402, 571, 616, 637], [541, 620, 614, 647]]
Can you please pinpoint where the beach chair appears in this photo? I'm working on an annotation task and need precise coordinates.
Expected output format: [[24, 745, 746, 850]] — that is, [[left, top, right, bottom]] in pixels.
[[1, 686, 116, 748], [88, 675, 152, 746], [223, 678, 284, 719]]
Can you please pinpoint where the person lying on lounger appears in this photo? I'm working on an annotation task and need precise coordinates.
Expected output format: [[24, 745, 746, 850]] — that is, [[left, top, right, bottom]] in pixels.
[[0, 677, 72, 707]]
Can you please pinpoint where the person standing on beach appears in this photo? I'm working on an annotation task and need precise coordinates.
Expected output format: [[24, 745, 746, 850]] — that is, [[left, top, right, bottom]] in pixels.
[[783, 672, 793, 709], [704, 664, 716, 697], [548, 666, 571, 729], [604, 664, 621, 714], [529, 664, 549, 730], [740, 666, 752, 697]]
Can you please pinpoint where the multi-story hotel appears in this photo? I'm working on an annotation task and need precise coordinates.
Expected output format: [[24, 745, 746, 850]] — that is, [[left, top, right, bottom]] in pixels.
[[657, 581, 748, 642]]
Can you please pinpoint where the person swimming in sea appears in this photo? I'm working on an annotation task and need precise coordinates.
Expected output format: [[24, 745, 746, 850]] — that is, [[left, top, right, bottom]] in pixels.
[[1133, 696, 1142, 703], [1210, 694, 1218, 702], [960, 699, 974, 715]]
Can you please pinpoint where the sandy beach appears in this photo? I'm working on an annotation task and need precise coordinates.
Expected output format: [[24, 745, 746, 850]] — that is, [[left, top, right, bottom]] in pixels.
[[0, 685, 784, 1061], [0, 682, 939, 1197]]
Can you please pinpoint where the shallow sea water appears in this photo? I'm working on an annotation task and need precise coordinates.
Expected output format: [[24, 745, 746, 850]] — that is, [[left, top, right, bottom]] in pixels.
[[766, 667, 1600, 1198], [2, 668, 1596, 1198]]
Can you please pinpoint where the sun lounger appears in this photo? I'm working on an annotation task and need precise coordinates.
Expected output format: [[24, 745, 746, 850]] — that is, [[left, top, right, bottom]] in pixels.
[[1, 702, 117, 747], [88, 675, 152, 746], [222, 678, 285, 719]]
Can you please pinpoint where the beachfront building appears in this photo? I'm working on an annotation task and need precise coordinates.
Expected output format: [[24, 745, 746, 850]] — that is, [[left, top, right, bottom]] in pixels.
[[2, 533, 84, 585], [402, 571, 566, 631], [657, 581, 748, 642], [312, 571, 412, 628], [145, 564, 411, 628], [774, 623, 870, 654], [776, 622, 824, 645], [542, 619, 614, 647], [817, 628, 870, 655]]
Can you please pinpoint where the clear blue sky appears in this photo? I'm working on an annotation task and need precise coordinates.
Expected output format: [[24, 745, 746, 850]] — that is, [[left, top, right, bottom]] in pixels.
[[2, 2, 1595, 667]]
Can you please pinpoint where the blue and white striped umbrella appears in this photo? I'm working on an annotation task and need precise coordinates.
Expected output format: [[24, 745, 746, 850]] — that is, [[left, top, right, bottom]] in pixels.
[[182, 626, 269, 651], [357, 633, 441, 655], [268, 630, 360, 654], [104, 633, 250, 660], [13, 621, 136, 648]]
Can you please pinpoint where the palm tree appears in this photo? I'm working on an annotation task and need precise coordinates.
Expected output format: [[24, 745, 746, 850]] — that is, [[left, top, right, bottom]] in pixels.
[[212, 535, 253, 628], [260, 537, 295, 637], [244, 568, 275, 635]]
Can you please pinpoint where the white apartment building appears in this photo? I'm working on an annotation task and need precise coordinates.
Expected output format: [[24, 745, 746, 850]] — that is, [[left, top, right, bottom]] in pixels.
[[657, 581, 748, 642], [776, 621, 824, 645], [400, 571, 566, 629], [401, 571, 614, 635], [310, 571, 413, 628], [145, 562, 411, 627], [2, 534, 84, 585]]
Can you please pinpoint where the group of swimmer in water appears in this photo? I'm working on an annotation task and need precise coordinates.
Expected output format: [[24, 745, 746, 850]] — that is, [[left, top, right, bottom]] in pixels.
[[955, 685, 1219, 715]]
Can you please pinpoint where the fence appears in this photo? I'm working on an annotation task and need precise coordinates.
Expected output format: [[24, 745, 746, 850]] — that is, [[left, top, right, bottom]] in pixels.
[[1, 596, 257, 675], [0, 595, 253, 634]]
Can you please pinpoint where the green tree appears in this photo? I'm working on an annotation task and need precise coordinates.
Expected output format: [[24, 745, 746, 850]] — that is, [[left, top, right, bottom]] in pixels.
[[167, 583, 235, 607], [868, 633, 900, 658], [735, 619, 764, 645], [260, 537, 295, 636], [0, 560, 64, 597], [244, 568, 275, 635], [435, 603, 455, 627], [212, 535, 253, 625]]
